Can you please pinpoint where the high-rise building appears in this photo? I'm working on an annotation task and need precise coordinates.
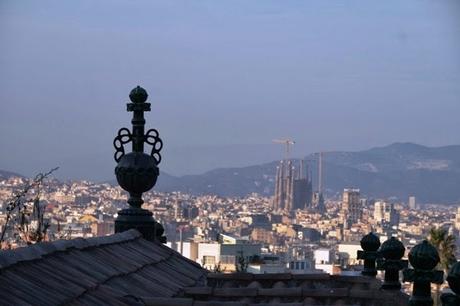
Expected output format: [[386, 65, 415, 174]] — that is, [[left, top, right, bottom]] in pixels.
[[342, 189, 362, 226], [273, 160, 291, 212], [292, 160, 313, 210], [312, 192, 326, 214], [373, 201, 384, 222], [273, 163, 284, 211], [454, 207, 460, 231], [273, 160, 312, 213], [311, 152, 326, 214], [374, 201, 399, 227], [408, 196, 416, 210]]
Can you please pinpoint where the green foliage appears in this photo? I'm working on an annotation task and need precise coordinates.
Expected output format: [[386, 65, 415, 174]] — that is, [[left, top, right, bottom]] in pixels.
[[428, 227, 457, 272], [235, 251, 249, 272], [427, 227, 457, 306]]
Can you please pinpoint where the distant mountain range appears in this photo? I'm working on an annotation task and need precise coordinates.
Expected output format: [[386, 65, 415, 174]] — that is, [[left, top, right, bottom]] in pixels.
[[154, 143, 460, 204], [0, 170, 24, 180], [2, 143, 460, 204]]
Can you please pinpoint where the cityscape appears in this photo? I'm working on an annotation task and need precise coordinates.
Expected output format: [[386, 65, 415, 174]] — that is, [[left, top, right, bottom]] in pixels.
[[1, 156, 459, 279], [1, 1, 460, 305]]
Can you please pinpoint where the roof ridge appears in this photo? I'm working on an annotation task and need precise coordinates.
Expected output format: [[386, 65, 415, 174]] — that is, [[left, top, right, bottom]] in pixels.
[[0, 229, 142, 270]]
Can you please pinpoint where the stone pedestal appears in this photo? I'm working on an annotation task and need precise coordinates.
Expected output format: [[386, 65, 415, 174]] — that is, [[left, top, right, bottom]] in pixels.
[[115, 208, 165, 243]]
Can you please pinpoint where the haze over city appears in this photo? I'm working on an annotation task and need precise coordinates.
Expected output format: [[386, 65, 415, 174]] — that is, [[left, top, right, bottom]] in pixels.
[[1, 1, 460, 181], [3, 2, 460, 304]]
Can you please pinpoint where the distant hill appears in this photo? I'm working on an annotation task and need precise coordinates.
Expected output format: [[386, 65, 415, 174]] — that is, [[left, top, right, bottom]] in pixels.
[[155, 143, 460, 204], [3, 143, 460, 204], [0, 169, 24, 180]]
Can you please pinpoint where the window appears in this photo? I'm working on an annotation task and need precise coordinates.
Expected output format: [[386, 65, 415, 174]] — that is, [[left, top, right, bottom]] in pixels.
[[220, 255, 235, 265], [203, 255, 215, 265]]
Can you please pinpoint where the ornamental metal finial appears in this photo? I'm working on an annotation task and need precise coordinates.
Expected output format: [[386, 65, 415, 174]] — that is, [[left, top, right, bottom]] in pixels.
[[113, 86, 166, 242], [403, 240, 444, 306], [377, 236, 407, 290], [357, 232, 381, 277], [441, 261, 460, 306]]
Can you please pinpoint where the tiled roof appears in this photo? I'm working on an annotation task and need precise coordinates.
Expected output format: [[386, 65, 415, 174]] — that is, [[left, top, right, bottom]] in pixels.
[[0, 231, 409, 306], [0, 230, 206, 306]]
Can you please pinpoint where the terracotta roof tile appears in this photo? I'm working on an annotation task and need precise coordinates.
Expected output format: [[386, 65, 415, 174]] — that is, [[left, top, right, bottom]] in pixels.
[[0, 229, 206, 306]]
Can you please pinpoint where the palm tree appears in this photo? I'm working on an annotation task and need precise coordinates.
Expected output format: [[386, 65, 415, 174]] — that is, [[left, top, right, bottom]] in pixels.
[[428, 227, 457, 272], [428, 227, 457, 306]]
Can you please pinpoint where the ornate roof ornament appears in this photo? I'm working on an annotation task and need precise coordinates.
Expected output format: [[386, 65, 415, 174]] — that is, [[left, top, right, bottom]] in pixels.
[[113, 86, 166, 242]]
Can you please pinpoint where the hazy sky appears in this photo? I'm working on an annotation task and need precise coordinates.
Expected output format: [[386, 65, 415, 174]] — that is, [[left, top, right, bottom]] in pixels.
[[1, 1, 459, 180]]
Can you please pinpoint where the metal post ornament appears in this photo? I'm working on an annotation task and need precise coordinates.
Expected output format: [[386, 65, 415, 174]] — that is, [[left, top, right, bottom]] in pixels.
[[403, 240, 444, 306], [357, 232, 381, 277], [441, 261, 460, 306], [377, 236, 408, 290], [113, 86, 166, 242]]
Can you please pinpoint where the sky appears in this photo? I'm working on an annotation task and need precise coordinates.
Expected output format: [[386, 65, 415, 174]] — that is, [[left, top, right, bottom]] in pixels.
[[0, 0, 459, 181]]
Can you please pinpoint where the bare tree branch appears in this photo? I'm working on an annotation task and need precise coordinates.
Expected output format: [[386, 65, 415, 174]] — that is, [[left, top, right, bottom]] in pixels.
[[0, 167, 59, 248]]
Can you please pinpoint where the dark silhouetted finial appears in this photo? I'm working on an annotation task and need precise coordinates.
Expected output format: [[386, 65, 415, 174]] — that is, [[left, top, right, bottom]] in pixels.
[[403, 240, 444, 306], [441, 261, 460, 306], [377, 236, 407, 290], [129, 86, 148, 103], [113, 86, 166, 242], [357, 232, 381, 277]]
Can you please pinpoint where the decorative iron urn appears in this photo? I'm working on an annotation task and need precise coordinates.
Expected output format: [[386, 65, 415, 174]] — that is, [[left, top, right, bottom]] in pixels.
[[377, 237, 407, 290], [357, 232, 381, 277], [403, 240, 443, 306], [113, 86, 166, 242]]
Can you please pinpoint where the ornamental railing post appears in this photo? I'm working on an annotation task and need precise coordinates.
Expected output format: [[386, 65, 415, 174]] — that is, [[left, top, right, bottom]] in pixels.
[[376, 237, 408, 290], [357, 232, 381, 277], [403, 240, 444, 306], [441, 261, 460, 306]]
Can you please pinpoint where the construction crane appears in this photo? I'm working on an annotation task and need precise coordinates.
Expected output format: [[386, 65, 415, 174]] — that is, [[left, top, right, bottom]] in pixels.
[[272, 138, 295, 160]]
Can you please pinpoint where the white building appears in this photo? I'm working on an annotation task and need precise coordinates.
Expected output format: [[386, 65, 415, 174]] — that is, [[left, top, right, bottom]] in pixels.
[[455, 207, 460, 231], [408, 196, 416, 210], [314, 249, 333, 265], [338, 242, 362, 266], [198, 243, 221, 270], [169, 234, 262, 272], [313, 248, 335, 274]]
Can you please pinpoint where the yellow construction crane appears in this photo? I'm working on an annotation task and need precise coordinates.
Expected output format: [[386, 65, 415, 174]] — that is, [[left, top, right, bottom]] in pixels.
[[272, 138, 295, 160]]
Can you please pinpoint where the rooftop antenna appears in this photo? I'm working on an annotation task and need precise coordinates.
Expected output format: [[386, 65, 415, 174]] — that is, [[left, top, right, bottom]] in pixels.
[[273, 138, 295, 160]]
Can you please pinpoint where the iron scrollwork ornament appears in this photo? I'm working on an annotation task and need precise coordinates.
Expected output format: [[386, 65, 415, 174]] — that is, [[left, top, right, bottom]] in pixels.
[[145, 128, 163, 164], [113, 128, 132, 163]]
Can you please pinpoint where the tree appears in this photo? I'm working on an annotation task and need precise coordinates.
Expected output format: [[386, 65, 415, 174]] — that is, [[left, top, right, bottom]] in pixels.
[[428, 227, 457, 272], [235, 251, 249, 272], [428, 227, 457, 306], [0, 167, 58, 248]]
